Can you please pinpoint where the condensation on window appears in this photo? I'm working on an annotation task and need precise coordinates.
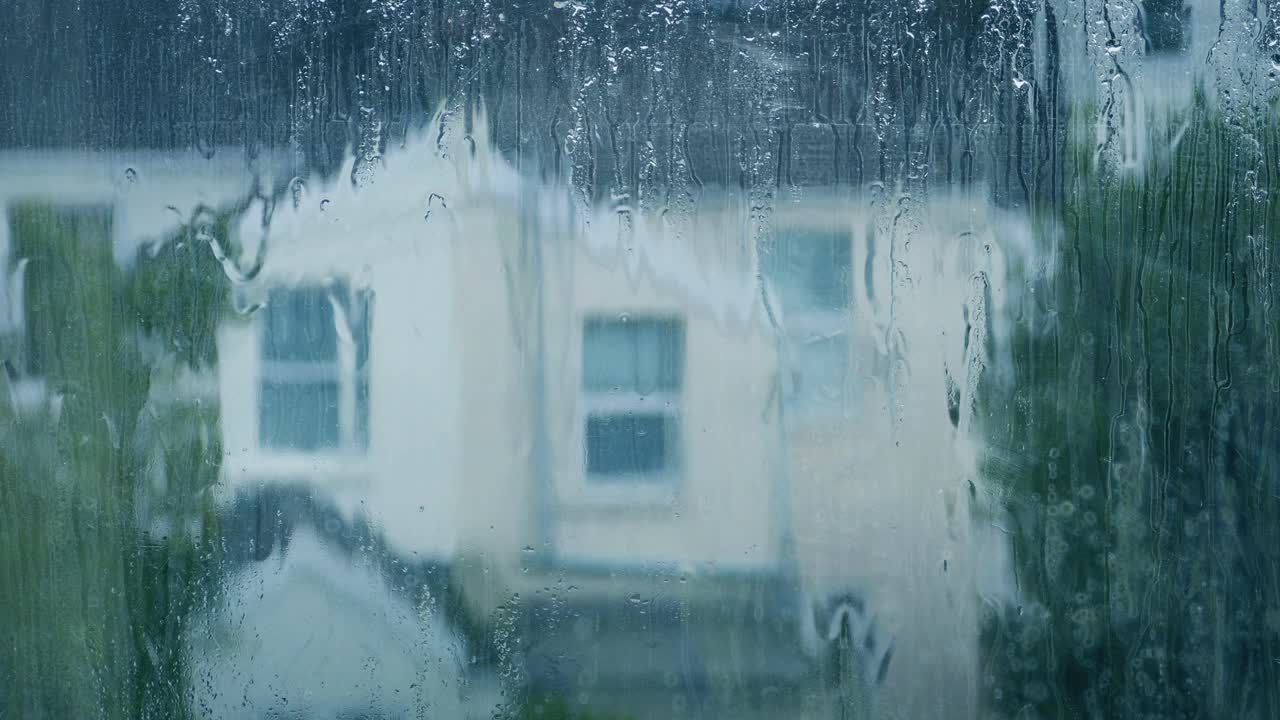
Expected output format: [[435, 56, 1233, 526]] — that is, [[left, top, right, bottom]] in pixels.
[[2, 1, 1279, 719]]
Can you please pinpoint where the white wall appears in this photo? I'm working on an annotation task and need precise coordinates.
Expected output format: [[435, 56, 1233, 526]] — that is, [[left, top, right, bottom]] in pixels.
[[217, 189, 466, 562], [543, 223, 783, 571]]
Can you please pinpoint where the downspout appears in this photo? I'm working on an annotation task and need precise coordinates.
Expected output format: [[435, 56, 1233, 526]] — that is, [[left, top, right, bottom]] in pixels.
[[526, 182, 558, 567], [756, 235, 800, 610]]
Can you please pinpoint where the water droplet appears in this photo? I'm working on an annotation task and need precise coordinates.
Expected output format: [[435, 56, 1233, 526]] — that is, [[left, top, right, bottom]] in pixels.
[[320, 199, 331, 212], [124, 167, 138, 183], [424, 193, 447, 221], [289, 177, 307, 208]]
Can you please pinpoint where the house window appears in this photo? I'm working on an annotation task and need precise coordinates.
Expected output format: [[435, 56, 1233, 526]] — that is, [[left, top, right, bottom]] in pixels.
[[259, 281, 371, 452], [1142, 0, 1190, 55], [582, 316, 683, 481], [763, 227, 852, 314], [762, 227, 852, 417]]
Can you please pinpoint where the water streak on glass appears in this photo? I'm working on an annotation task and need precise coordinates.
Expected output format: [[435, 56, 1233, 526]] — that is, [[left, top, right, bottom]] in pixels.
[[2, 1, 1279, 719]]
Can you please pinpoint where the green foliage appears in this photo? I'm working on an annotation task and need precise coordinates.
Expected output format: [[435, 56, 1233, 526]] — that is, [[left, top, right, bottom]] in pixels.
[[979, 109, 1280, 718], [0, 203, 233, 719], [127, 213, 235, 369]]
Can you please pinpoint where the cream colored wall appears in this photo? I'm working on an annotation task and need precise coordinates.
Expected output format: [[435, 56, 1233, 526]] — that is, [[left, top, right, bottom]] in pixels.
[[213, 178, 1015, 719], [217, 197, 467, 562], [787, 404, 981, 720], [449, 198, 785, 586], [766, 191, 1036, 720], [542, 235, 782, 571], [450, 200, 544, 592]]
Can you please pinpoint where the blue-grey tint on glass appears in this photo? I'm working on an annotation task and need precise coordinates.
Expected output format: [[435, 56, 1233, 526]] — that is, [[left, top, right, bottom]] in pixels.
[[582, 317, 683, 393], [763, 228, 852, 313]]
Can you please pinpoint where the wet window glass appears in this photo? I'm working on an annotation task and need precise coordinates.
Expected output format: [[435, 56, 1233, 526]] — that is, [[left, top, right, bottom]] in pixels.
[[1143, 0, 1192, 54], [3, 1, 1280, 719]]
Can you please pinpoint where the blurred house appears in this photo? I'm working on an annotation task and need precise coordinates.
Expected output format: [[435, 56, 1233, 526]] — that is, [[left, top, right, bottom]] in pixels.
[[0, 126, 1036, 720], [215, 122, 813, 718], [0, 114, 1036, 720], [2, 3, 1273, 719], [212, 114, 1036, 719]]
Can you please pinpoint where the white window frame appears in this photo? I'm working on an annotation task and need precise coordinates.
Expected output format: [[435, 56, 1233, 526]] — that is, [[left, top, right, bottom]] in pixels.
[[255, 282, 370, 458], [769, 226, 854, 424], [572, 314, 684, 505]]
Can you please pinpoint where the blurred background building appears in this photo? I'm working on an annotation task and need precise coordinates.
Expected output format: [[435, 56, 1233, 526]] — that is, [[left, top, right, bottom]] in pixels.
[[3, 1, 1279, 719]]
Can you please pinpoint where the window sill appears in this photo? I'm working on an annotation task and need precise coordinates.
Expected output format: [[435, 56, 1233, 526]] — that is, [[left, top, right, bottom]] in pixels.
[[558, 473, 681, 511], [222, 449, 373, 486]]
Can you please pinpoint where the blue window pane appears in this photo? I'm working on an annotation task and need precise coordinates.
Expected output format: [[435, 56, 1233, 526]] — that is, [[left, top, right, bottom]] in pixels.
[[583, 317, 683, 393], [585, 413, 670, 476], [763, 229, 852, 312], [263, 286, 337, 363], [259, 380, 339, 450]]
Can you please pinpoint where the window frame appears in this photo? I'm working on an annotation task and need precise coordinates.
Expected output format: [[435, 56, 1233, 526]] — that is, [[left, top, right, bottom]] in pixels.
[[767, 224, 854, 424], [255, 280, 371, 457], [574, 314, 685, 502]]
